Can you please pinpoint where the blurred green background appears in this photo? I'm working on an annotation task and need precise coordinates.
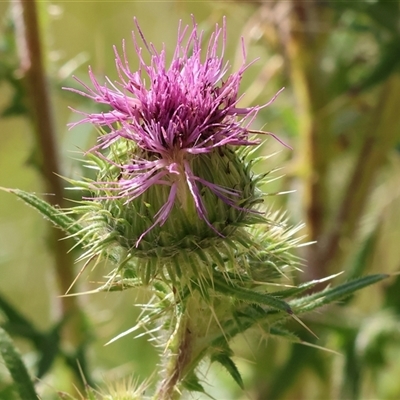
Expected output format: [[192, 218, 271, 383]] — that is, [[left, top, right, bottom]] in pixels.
[[1, 1, 400, 399]]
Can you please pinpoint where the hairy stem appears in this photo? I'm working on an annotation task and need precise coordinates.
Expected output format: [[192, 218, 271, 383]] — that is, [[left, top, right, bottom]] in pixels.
[[154, 289, 213, 400], [155, 307, 190, 400]]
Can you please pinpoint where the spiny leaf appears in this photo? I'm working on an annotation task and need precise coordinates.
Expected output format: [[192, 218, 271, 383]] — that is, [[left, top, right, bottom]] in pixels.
[[270, 326, 300, 342], [211, 352, 244, 390], [0, 327, 38, 400], [273, 272, 343, 299], [212, 271, 292, 313], [0, 187, 83, 239], [182, 371, 206, 394], [290, 274, 389, 314]]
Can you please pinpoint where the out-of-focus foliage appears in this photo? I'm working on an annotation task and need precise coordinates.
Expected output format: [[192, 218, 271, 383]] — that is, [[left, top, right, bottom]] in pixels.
[[0, 1, 399, 399]]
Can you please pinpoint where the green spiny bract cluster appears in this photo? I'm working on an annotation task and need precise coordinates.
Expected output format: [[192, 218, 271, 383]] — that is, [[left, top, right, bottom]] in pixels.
[[64, 135, 309, 398], [70, 139, 302, 293]]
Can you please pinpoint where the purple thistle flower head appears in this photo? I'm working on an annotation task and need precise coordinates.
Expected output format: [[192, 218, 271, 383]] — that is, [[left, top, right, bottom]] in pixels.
[[66, 17, 284, 249]]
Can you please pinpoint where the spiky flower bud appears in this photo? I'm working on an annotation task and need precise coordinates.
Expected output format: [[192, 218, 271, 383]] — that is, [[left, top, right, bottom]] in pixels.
[[66, 17, 287, 286]]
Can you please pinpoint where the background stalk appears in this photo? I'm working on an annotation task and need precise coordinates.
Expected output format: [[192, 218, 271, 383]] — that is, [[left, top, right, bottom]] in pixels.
[[285, 0, 331, 280], [12, 0, 88, 384], [317, 74, 400, 272]]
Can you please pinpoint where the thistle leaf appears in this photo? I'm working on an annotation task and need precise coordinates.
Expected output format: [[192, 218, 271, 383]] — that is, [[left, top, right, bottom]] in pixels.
[[182, 371, 206, 394], [273, 272, 343, 299], [0, 187, 83, 239], [211, 352, 244, 390], [0, 327, 38, 400], [291, 274, 389, 313], [212, 271, 292, 313]]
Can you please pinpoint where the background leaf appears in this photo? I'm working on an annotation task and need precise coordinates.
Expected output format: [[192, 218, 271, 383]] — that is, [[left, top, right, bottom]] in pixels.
[[0, 327, 38, 400]]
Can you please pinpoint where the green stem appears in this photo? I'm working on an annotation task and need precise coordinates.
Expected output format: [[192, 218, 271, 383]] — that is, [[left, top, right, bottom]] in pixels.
[[154, 303, 190, 400], [154, 289, 215, 400]]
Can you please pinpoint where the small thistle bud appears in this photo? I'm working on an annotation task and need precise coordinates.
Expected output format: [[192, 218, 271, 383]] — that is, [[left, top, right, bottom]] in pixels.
[[66, 17, 285, 287]]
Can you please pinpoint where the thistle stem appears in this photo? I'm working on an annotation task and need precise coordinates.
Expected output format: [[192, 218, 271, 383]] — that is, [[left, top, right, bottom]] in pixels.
[[154, 308, 190, 400], [154, 289, 211, 400]]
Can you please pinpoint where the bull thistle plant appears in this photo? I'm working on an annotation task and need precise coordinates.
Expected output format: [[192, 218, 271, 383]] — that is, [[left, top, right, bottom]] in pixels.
[[1, 16, 389, 400]]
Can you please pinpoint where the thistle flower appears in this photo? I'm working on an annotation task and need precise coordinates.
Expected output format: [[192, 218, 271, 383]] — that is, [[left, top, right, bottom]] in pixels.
[[2, 14, 389, 400], [66, 17, 286, 274]]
